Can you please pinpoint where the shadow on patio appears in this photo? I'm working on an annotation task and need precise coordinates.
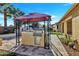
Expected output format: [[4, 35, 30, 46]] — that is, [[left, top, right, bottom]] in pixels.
[[11, 45, 53, 56]]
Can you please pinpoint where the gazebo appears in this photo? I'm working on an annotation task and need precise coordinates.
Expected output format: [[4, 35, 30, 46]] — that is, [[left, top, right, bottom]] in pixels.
[[15, 13, 51, 49]]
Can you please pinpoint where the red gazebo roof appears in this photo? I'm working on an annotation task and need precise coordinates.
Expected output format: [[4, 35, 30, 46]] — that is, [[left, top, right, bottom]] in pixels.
[[15, 13, 51, 23]]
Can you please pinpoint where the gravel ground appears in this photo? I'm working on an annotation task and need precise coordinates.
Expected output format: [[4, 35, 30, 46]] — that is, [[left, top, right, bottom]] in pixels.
[[58, 35, 79, 56], [63, 44, 79, 56]]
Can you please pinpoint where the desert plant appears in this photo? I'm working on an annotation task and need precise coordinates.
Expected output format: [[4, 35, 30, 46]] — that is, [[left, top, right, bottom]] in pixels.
[[60, 37, 68, 45], [0, 49, 17, 56], [59, 34, 74, 45], [52, 32, 62, 35], [68, 41, 75, 48]]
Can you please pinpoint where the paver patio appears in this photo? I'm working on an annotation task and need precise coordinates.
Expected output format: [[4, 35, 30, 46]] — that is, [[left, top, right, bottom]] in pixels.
[[12, 45, 53, 56]]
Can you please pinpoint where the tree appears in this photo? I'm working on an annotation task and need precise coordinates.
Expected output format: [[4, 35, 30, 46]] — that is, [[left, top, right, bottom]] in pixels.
[[0, 3, 25, 34], [0, 3, 12, 28], [0, 3, 25, 29]]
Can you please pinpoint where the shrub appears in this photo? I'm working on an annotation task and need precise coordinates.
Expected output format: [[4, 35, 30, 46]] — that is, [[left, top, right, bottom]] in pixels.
[[52, 32, 62, 35], [59, 35, 75, 46], [60, 37, 69, 45], [0, 49, 17, 56], [68, 41, 75, 48]]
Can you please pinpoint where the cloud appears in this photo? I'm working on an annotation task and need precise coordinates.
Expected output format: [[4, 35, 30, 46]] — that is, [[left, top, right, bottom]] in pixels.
[[44, 13, 57, 24], [63, 3, 73, 6], [51, 19, 58, 24], [51, 15, 56, 19], [50, 15, 58, 24]]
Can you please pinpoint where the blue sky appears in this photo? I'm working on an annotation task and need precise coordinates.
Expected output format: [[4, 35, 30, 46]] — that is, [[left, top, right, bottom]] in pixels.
[[0, 3, 73, 26]]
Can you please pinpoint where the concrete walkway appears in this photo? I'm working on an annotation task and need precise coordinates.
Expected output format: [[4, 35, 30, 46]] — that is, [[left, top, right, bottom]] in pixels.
[[0, 33, 16, 50], [0, 39, 16, 50], [0, 33, 16, 40], [50, 34, 68, 56]]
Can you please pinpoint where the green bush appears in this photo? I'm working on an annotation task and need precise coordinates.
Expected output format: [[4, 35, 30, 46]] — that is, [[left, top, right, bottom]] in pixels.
[[59, 35, 75, 49], [68, 41, 74, 48], [52, 32, 62, 35], [0, 49, 17, 56], [5, 52, 17, 56], [0, 52, 17, 56], [59, 37, 68, 45]]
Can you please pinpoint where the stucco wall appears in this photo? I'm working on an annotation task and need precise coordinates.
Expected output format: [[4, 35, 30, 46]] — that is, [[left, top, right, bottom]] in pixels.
[[58, 4, 79, 42], [52, 24, 58, 32], [64, 21, 67, 34], [58, 23, 62, 32], [61, 23, 64, 33], [72, 5, 79, 40], [72, 16, 79, 40], [67, 19, 72, 35]]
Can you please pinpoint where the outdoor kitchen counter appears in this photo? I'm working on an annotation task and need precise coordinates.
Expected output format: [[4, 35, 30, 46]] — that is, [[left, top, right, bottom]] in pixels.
[[21, 31, 44, 47], [21, 32, 34, 46]]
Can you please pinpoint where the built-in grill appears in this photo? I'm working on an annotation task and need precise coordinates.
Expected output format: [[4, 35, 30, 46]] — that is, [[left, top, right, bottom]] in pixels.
[[33, 31, 42, 46], [33, 31, 42, 36]]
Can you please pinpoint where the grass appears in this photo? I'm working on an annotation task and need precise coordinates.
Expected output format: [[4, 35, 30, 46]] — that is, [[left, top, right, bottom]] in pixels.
[[0, 49, 17, 56], [52, 32, 62, 35]]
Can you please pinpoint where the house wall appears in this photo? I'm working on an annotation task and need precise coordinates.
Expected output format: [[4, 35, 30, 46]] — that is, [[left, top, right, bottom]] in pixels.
[[72, 5, 79, 41], [61, 22, 64, 33], [67, 19, 72, 35], [58, 23, 62, 32], [72, 16, 79, 40], [59, 4, 79, 42], [60, 16, 72, 34], [64, 21, 67, 34], [52, 24, 58, 32]]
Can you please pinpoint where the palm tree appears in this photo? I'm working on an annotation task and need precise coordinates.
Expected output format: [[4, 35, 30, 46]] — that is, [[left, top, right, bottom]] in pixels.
[[0, 3, 25, 29], [8, 6, 25, 28], [0, 3, 12, 28]]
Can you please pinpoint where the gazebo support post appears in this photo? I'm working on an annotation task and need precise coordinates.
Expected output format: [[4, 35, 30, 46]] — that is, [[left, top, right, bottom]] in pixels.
[[18, 21, 20, 45], [47, 19, 50, 49], [16, 21, 20, 46], [44, 21, 46, 49], [44, 20, 50, 49], [16, 21, 18, 45]]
